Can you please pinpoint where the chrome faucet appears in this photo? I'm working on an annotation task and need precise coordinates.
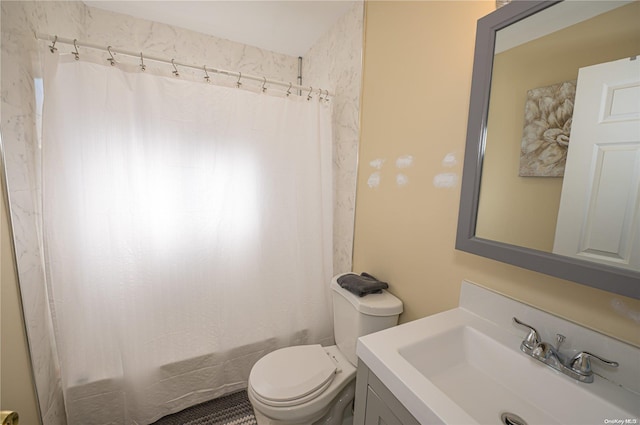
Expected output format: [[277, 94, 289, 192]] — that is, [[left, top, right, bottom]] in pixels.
[[513, 317, 619, 383]]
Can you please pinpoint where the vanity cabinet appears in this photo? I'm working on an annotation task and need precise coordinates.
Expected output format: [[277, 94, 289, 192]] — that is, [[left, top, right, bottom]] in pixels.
[[354, 361, 420, 425]]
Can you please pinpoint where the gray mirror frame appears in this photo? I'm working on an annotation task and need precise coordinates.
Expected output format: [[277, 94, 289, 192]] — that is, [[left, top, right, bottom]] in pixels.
[[456, 0, 640, 300]]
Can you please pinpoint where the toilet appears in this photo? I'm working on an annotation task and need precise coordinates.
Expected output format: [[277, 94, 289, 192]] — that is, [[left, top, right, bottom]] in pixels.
[[248, 273, 403, 425]]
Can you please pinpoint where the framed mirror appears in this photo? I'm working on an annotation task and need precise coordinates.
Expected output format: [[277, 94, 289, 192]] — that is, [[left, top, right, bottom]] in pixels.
[[456, 0, 640, 299]]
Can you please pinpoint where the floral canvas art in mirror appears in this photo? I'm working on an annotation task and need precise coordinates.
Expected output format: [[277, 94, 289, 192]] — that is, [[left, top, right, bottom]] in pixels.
[[519, 80, 576, 177]]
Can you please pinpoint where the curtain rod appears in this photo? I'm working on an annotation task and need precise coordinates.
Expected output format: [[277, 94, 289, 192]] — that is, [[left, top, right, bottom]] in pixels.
[[35, 33, 333, 99]]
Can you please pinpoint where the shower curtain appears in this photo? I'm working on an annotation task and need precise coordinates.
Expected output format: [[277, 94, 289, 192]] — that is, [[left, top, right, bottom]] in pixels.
[[40, 52, 333, 424]]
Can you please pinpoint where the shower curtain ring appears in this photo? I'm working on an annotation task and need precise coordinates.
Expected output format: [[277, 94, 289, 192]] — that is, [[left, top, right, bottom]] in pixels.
[[261, 77, 267, 93], [236, 72, 242, 88], [325, 89, 330, 103], [49, 35, 58, 53], [171, 59, 179, 77], [319, 89, 325, 102], [307, 86, 313, 101], [107, 46, 116, 66], [139, 53, 146, 71], [204, 66, 210, 83], [72, 39, 79, 60], [286, 82, 292, 97]]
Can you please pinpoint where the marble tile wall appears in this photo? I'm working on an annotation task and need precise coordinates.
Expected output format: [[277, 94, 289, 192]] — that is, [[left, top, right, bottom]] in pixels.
[[304, 1, 364, 275], [2, 4, 87, 423], [82, 6, 299, 84], [1, 1, 362, 424]]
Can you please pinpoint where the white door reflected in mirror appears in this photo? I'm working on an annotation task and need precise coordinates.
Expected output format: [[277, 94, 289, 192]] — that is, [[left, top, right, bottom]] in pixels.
[[553, 57, 640, 270]]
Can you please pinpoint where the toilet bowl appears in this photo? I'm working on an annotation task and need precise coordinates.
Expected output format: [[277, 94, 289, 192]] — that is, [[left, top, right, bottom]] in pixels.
[[248, 274, 403, 425], [248, 345, 355, 425]]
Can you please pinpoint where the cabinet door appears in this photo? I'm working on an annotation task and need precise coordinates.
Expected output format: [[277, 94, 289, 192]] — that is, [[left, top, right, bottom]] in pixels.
[[364, 387, 403, 425]]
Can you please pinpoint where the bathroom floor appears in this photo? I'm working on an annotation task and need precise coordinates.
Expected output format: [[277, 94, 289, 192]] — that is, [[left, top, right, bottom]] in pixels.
[[152, 390, 257, 425], [151, 389, 355, 425]]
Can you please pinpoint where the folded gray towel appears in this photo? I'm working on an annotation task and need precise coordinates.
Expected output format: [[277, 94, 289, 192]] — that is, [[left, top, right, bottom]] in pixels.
[[337, 273, 389, 297]]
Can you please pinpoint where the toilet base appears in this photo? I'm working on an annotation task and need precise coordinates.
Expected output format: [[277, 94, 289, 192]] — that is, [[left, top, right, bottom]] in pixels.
[[253, 380, 355, 425]]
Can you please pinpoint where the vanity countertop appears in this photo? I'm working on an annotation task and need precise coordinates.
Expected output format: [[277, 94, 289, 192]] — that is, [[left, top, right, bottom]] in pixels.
[[356, 280, 640, 425]]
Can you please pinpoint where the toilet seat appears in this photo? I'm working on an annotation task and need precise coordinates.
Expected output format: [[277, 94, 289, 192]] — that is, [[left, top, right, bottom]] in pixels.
[[249, 344, 337, 407]]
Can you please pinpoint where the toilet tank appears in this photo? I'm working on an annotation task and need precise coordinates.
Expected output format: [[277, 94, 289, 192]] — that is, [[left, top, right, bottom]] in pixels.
[[331, 274, 403, 366]]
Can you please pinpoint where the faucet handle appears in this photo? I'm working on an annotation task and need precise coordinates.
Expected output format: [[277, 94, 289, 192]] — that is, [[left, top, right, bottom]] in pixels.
[[570, 351, 619, 375], [555, 334, 566, 350], [513, 317, 540, 350]]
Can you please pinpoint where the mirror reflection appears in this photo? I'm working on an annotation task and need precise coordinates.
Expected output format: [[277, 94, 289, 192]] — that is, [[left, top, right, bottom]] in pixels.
[[476, 1, 640, 271]]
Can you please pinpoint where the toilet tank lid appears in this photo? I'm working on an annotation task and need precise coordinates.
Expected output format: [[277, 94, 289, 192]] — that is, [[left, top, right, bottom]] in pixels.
[[331, 275, 403, 316]]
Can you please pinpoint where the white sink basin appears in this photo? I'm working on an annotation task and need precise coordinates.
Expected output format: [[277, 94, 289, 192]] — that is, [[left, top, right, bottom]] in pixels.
[[399, 325, 560, 424], [357, 283, 640, 425]]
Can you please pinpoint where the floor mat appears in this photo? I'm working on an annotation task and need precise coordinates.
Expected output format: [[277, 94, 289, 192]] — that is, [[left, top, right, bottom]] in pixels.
[[153, 390, 257, 425]]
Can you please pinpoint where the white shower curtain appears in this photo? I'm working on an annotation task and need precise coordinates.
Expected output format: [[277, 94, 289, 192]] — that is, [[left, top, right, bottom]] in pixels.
[[41, 52, 333, 425]]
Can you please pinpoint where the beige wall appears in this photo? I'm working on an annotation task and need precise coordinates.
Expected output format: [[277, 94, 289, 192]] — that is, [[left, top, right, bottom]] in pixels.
[[353, 0, 640, 347], [477, 2, 640, 251], [1, 180, 40, 422]]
